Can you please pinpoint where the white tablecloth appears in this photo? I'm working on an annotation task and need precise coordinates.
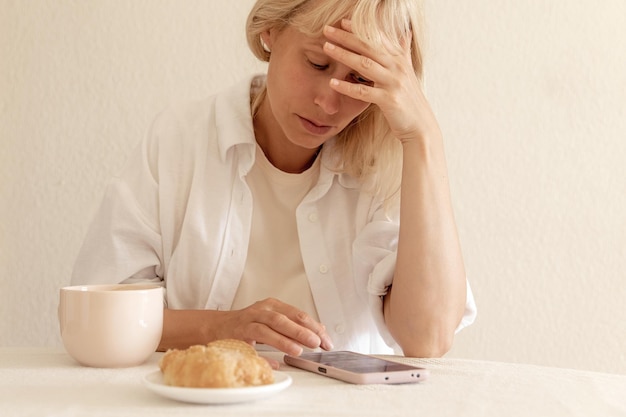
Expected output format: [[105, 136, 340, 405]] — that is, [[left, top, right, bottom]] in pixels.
[[1, 348, 625, 417]]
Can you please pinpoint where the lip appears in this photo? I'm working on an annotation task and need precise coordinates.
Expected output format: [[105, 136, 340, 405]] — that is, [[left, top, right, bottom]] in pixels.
[[298, 115, 333, 136]]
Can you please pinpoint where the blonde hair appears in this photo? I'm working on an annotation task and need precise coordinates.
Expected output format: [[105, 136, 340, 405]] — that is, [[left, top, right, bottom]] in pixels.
[[246, 0, 425, 200]]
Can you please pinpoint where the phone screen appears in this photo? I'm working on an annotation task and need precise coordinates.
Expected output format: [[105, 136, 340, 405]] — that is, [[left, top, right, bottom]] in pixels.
[[298, 351, 419, 374]]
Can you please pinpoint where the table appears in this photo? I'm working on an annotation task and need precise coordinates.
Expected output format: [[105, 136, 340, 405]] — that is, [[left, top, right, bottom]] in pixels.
[[1, 348, 625, 416]]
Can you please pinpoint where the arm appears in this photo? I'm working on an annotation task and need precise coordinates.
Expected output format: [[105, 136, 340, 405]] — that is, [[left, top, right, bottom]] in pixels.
[[323, 21, 467, 357], [159, 298, 334, 356], [383, 134, 466, 357], [73, 122, 332, 358]]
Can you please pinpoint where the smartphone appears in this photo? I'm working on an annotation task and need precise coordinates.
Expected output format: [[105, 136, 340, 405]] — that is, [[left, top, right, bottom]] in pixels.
[[283, 351, 428, 385]]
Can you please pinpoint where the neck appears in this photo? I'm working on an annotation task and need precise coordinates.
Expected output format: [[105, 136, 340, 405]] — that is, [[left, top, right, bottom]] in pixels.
[[253, 98, 321, 174], [255, 132, 321, 174]]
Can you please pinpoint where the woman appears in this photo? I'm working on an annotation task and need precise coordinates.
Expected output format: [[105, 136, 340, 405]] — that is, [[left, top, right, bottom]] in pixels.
[[72, 0, 476, 359]]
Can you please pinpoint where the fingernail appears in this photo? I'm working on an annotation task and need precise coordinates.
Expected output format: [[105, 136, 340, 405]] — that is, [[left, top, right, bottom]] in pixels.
[[330, 78, 339, 86], [324, 25, 335, 33], [324, 41, 335, 50], [323, 337, 334, 350]]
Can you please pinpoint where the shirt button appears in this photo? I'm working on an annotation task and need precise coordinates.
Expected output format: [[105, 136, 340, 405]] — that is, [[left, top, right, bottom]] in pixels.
[[319, 264, 328, 274], [335, 324, 345, 334], [308, 212, 318, 222]]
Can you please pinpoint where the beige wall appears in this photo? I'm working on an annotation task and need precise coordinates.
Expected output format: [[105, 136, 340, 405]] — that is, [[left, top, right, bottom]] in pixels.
[[1, 1, 624, 374]]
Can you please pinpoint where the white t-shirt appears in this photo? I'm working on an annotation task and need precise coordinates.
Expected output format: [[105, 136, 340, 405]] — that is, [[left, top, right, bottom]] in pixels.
[[231, 144, 321, 321], [72, 75, 477, 354]]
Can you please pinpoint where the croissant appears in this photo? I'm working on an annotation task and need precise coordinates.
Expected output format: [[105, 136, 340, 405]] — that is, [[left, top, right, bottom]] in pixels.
[[159, 339, 274, 388]]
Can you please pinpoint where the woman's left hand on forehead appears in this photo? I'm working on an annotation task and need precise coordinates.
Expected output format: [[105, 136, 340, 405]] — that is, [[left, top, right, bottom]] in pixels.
[[323, 19, 439, 143]]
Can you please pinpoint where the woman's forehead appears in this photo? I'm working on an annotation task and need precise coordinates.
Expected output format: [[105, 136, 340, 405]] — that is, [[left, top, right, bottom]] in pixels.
[[277, 25, 325, 50]]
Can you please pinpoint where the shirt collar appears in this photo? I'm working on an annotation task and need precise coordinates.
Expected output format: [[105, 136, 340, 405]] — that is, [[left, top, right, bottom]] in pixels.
[[214, 75, 361, 191], [214, 75, 258, 169]]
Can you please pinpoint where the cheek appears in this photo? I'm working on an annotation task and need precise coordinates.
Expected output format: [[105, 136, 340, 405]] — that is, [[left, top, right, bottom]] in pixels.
[[344, 100, 371, 120], [269, 65, 309, 107]]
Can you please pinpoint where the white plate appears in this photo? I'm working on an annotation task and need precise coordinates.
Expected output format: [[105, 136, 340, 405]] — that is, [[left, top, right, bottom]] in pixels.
[[142, 370, 292, 404]]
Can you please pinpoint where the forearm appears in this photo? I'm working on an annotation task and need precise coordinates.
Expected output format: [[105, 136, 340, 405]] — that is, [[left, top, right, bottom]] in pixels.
[[384, 137, 467, 357], [157, 300, 333, 354]]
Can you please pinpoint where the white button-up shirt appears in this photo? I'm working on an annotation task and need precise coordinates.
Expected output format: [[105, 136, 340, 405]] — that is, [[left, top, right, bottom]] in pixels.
[[72, 76, 477, 354]]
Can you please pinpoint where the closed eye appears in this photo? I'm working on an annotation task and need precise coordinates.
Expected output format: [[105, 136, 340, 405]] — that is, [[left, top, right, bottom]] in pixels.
[[307, 57, 372, 85], [351, 73, 373, 86], [308, 59, 329, 71]]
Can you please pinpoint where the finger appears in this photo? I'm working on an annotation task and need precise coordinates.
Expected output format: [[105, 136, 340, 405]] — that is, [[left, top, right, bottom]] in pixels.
[[323, 32, 384, 77], [324, 42, 383, 89], [245, 320, 305, 356], [323, 24, 374, 60], [324, 24, 398, 68], [329, 77, 380, 104], [270, 306, 325, 349], [334, 20, 411, 65], [340, 18, 352, 32], [243, 299, 334, 354], [317, 324, 334, 351], [288, 310, 334, 351], [254, 308, 322, 350], [230, 302, 307, 356]]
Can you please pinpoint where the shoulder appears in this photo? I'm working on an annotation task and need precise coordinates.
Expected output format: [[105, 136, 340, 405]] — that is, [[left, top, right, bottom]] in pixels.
[[146, 75, 260, 158]]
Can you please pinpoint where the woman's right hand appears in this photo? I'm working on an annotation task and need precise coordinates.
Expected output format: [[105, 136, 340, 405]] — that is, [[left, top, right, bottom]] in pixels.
[[158, 298, 334, 358], [216, 298, 334, 356]]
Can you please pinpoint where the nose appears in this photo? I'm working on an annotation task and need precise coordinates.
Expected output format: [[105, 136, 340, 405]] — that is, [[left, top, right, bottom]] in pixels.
[[314, 82, 340, 115]]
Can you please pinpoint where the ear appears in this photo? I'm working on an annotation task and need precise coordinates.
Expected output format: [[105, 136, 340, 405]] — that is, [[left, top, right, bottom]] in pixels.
[[260, 30, 272, 53]]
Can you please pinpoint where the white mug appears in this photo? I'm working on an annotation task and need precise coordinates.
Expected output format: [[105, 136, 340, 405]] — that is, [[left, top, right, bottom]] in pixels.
[[58, 284, 163, 368]]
